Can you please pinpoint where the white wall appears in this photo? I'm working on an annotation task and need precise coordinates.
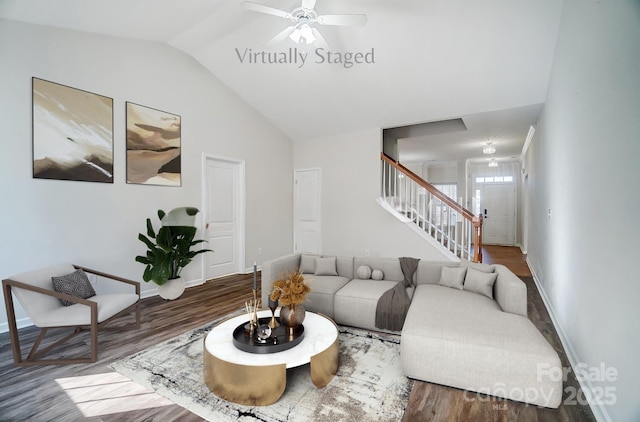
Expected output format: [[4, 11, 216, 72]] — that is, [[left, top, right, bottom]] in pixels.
[[426, 163, 458, 184], [524, 1, 640, 420], [294, 128, 452, 260], [0, 20, 293, 330]]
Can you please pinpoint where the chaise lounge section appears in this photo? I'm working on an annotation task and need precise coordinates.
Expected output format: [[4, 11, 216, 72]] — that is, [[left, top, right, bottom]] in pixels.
[[261, 253, 562, 408]]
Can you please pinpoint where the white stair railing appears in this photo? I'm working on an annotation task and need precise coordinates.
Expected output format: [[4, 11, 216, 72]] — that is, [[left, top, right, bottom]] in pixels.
[[380, 153, 483, 262]]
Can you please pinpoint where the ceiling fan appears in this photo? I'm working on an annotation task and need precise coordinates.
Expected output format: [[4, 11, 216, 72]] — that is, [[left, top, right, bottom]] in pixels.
[[241, 0, 367, 49]]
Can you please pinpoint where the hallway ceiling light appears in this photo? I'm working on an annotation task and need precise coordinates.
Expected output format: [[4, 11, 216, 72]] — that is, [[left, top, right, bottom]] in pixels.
[[488, 158, 498, 168], [482, 142, 496, 155]]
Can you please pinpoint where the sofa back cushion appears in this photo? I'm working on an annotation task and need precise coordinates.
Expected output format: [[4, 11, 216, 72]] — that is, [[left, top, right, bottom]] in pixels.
[[414, 261, 459, 285], [459, 259, 495, 274], [321, 255, 354, 279], [353, 257, 404, 281], [300, 254, 319, 274]]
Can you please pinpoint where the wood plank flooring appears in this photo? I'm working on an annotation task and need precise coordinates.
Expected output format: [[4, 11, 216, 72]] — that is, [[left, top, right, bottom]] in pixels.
[[0, 250, 596, 421]]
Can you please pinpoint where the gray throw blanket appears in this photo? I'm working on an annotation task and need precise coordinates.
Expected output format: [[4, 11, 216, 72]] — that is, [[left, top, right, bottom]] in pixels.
[[375, 257, 420, 331]]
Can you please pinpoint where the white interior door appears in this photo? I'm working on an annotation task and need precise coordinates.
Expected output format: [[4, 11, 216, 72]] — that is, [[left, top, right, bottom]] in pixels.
[[294, 168, 321, 254], [482, 183, 516, 245], [204, 156, 245, 279]]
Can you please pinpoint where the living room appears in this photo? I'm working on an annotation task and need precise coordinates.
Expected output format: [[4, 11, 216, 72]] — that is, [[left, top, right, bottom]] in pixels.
[[0, 0, 638, 421]]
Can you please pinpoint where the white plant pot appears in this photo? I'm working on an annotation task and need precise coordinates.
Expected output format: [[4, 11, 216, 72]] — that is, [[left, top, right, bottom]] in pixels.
[[157, 277, 185, 300]]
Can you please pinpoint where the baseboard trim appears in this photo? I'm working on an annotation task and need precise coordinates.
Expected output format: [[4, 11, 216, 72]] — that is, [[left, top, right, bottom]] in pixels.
[[526, 258, 612, 422]]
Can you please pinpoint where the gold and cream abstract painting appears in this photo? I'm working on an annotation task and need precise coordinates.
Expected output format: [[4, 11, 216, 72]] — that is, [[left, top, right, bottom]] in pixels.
[[126, 102, 181, 186], [32, 78, 113, 183]]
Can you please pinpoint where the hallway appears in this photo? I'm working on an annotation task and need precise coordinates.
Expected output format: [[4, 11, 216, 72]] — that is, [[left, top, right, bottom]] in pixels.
[[481, 245, 532, 277]]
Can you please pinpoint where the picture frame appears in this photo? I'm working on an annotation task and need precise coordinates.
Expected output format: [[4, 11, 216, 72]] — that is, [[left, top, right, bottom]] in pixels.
[[32, 77, 114, 183], [126, 102, 181, 186]]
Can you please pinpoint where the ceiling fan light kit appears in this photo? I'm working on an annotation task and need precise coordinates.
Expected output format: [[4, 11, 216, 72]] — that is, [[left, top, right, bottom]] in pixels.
[[242, 0, 367, 50]]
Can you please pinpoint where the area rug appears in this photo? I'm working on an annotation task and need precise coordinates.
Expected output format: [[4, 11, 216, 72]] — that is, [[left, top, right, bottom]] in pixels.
[[110, 318, 413, 421]]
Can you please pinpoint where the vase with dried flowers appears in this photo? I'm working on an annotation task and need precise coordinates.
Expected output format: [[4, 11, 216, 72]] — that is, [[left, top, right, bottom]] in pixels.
[[270, 269, 311, 329]]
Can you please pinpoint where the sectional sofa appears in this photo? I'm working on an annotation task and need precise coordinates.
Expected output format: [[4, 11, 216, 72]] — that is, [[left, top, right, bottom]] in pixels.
[[261, 253, 563, 408]]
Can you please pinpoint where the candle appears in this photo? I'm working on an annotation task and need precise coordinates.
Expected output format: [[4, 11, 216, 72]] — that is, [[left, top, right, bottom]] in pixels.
[[253, 262, 257, 291]]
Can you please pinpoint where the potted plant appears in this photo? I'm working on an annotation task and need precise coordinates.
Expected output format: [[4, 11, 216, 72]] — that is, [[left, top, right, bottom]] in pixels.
[[135, 207, 211, 300]]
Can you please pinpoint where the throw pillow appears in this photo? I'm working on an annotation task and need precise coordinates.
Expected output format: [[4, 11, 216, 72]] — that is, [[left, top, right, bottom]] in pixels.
[[438, 266, 467, 290], [315, 256, 338, 276], [52, 269, 96, 306], [300, 254, 317, 274], [371, 269, 384, 280], [461, 260, 495, 273], [464, 267, 498, 299], [356, 265, 372, 279]]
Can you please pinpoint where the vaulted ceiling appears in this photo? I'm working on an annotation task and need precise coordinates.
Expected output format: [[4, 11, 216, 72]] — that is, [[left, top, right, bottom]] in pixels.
[[0, 0, 563, 162]]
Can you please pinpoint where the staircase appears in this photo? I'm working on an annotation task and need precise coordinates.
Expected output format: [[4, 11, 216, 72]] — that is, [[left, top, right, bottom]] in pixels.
[[379, 153, 483, 263]]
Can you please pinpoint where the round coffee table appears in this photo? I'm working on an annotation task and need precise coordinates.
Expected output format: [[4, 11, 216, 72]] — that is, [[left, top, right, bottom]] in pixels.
[[203, 309, 339, 406]]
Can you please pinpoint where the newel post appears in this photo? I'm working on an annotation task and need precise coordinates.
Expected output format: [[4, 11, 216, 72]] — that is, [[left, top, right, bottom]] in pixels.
[[473, 216, 483, 263]]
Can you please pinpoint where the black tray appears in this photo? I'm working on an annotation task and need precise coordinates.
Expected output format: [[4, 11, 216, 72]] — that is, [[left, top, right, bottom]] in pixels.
[[232, 317, 304, 354]]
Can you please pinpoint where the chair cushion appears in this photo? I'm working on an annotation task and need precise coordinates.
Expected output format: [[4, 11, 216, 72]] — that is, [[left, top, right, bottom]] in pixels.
[[8, 264, 138, 327], [52, 269, 96, 306], [40, 294, 140, 327], [9, 264, 79, 323]]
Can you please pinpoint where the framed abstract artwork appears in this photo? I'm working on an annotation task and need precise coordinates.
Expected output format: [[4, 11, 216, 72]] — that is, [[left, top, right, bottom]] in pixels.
[[126, 102, 181, 186], [32, 78, 114, 183]]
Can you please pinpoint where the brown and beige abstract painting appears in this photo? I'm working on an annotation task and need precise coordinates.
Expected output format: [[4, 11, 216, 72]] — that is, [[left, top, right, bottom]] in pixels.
[[32, 78, 114, 183], [126, 102, 181, 186]]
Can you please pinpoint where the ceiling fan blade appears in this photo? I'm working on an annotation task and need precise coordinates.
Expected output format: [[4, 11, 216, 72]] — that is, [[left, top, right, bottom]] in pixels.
[[310, 28, 330, 50], [317, 14, 367, 26], [301, 0, 317, 10], [266, 25, 298, 49], [242, 2, 291, 19]]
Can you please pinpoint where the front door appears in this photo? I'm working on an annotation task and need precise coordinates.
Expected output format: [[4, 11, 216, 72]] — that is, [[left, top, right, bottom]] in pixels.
[[204, 156, 245, 279], [482, 183, 515, 245]]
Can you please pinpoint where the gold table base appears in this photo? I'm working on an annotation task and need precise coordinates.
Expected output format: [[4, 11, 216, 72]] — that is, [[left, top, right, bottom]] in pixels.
[[203, 325, 339, 406]]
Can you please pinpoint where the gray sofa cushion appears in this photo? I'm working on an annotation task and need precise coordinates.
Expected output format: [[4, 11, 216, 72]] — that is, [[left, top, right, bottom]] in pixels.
[[322, 255, 354, 279], [314, 256, 338, 276], [460, 259, 495, 273], [300, 254, 318, 274], [415, 261, 459, 285], [463, 267, 498, 299], [493, 265, 528, 317], [334, 279, 400, 331], [304, 275, 351, 318], [402, 284, 562, 408], [438, 266, 466, 290]]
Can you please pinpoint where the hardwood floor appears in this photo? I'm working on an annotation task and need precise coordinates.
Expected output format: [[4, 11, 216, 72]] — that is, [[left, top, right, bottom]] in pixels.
[[481, 245, 532, 277], [0, 252, 596, 421]]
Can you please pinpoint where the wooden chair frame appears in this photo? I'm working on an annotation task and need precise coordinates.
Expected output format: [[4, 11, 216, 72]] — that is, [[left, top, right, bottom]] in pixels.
[[2, 265, 140, 366]]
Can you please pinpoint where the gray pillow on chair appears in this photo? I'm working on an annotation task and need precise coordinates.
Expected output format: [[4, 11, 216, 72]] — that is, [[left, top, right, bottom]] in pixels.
[[52, 269, 96, 306]]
